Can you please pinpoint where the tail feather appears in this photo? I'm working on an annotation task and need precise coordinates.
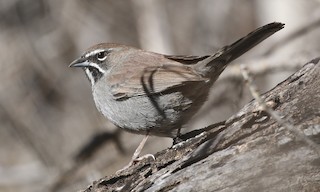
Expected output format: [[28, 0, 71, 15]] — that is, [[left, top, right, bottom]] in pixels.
[[196, 22, 284, 76]]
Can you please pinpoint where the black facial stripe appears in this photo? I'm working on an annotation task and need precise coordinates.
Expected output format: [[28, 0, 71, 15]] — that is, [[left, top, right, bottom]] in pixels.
[[87, 66, 103, 83]]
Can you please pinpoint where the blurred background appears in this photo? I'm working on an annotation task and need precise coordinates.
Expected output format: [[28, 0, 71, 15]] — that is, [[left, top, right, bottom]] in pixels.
[[1, 0, 320, 191]]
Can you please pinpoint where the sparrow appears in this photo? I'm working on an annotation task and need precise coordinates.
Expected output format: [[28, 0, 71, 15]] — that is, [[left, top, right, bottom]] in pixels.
[[69, 22, 284, 165]]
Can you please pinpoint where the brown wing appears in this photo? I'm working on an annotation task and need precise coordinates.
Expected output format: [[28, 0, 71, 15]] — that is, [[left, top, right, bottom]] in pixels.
[[164, 55, 210, 65], [106, 51, 208, 100]]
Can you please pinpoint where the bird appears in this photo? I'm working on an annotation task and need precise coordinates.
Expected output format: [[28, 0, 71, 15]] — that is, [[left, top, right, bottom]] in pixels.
[[69, 22, 284, 166]]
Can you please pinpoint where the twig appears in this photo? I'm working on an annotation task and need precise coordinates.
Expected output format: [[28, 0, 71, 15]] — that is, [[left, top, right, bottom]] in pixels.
[[240, 64, 320, 155]]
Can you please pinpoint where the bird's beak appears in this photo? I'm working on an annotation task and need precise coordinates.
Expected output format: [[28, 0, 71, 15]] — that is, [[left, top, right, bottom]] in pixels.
[[69, 57, 90, 68]]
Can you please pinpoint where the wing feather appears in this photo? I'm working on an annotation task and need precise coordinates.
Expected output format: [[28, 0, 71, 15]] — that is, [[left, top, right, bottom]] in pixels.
[[106, 52, 208, 100]]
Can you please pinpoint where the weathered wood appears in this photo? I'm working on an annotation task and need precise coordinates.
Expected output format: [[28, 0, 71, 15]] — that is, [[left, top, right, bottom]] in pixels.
[[83, 58, 320, 192]]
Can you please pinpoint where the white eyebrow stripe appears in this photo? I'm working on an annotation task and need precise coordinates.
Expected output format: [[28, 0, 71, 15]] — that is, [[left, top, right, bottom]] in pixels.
[[84, 48, 114, 58], [85, 49, 105, 58]]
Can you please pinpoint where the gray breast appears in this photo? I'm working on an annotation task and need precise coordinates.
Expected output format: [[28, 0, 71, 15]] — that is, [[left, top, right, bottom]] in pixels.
[[92, 83, 192, 137]]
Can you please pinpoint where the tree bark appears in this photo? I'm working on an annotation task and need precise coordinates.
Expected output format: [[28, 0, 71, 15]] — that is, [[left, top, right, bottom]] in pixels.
[[82, 58, 320, 192]]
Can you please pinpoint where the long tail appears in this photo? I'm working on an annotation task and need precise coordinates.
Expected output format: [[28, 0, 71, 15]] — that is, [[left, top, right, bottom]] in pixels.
[[195, 22, 284, 76]]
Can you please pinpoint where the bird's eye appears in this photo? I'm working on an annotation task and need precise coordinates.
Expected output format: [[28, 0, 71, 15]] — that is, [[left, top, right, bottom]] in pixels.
[[97, 51, 107, 61]]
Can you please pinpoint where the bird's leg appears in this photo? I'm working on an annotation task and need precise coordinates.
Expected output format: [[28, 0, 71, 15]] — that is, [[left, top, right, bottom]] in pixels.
[[131, 134, 150, 161], [172, 128, 183, 145], [117, 134, 154, 174]]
